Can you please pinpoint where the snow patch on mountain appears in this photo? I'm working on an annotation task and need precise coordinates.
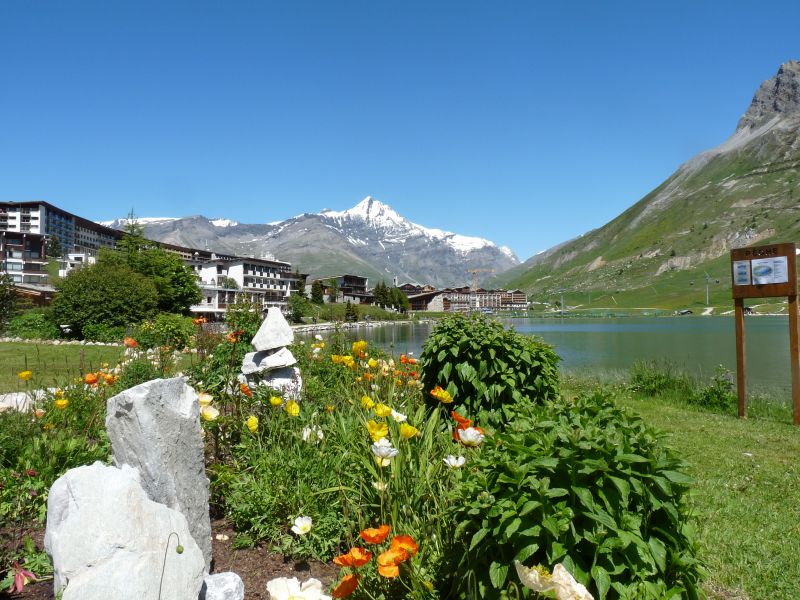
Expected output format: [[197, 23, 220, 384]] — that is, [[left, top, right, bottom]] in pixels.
[[98, 217, 180, 228], [210, 218, 239, 228]]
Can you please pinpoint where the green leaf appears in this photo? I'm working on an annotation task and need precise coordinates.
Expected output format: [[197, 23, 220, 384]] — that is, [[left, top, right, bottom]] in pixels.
[[617, 453, 650, 463], [648, 536, 667, 573], [608, 476, 631, 505], [591, 565, 612, 600], [662, 470, 694, 485], [572, 485, 595, 510], [489, 561, 509, 589], [504, 517, 522, 538], [514, 543, 540, 563], [470, 528, 489, 551]]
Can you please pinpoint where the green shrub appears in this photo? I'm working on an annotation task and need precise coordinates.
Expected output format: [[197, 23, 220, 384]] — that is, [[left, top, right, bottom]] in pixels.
[[442, 391, 702, 599], [419, 314, 560, 427], [82, 323, 127, 343], [690, 366, 736, 412], [7, 309, 60, 340], [628, 361, 693, 397], [133, 313, 195, 350]]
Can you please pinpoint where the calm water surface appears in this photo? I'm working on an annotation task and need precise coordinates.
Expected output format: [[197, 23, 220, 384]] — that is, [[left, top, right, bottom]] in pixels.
[[345, 316, 793, 394]]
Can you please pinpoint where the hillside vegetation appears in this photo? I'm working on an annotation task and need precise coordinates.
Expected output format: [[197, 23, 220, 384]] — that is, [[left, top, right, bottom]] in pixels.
[[499, 61, 800, 312]]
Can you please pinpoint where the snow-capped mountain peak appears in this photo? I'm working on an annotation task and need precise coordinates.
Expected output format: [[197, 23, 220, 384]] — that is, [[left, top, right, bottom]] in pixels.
[[321, 197, 518, 261]]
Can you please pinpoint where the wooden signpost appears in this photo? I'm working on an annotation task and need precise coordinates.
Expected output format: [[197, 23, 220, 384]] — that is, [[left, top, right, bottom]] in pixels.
[[730, 242, 800, 424]]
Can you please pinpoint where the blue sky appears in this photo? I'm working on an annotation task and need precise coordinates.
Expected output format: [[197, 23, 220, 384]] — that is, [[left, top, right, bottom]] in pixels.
[[1, 1, 798, 261]]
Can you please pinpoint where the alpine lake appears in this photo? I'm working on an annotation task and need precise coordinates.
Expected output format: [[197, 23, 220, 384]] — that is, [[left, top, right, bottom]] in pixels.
[[326, 315, 797, 397]]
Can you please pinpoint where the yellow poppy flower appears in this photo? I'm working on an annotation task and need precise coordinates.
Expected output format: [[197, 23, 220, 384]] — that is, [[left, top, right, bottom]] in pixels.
[[269, 396, 283, 407], [399, 423, 418, 439], [367, 419, 388, 442], [285, 400, 300, 417], [246, 415, 258, 433], [374, 403, 392, 418], [361, 395, 375, 410], [55, 398, 69, 410], [18, 370, 33, 381], [367, 358, 378, 369]]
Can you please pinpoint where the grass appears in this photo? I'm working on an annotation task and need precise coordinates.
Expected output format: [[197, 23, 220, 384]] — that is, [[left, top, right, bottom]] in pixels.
[[0, 342, 128, 393], [564, 374, 800, 599]]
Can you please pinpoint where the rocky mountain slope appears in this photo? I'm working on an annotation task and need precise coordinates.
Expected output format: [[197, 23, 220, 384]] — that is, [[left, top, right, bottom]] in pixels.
[[102, 197, 518, 288], [497, 60, 800, 309]]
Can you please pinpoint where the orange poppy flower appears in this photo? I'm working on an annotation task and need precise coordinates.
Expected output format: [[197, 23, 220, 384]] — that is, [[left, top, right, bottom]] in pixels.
[[390, 535, 418, 557], [407, 357, 418, 365], [123, 337, 138, 348], [399, 354, 408, 364], [451, 411, 471, 428], [103, 373, 116, 385], [333, 547, 372, 568], [360, 524, 390, 544], [240, 383, 252, 398], [377, 547, 410, 578], [331, 574, 359, 598], [84, 373, 99, 385]]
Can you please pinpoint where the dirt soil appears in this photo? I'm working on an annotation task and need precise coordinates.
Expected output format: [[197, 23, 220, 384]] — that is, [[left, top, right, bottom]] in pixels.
[[2, 519, 337, 600]]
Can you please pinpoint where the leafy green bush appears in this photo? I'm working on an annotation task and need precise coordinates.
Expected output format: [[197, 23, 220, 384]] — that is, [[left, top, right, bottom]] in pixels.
[[628, 361, 694, 397], [6, 309, 60, 340], [690, 366, 736, 411], [442, 391, 702, 600], [419, 314, 560, 426], [133, 313, 195, 350], [82, 323, 127, 343]]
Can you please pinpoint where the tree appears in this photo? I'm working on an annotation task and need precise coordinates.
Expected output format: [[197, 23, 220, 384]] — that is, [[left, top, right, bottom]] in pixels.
[[103, 221, 202, 314], [327, 279, 339, 303], [390, 287, 410, 312], [51, 261, 158, 338], [344, 300, 358, 322], [287, 293, 312, 324], [373, 281, 389, 307], [46, 234, 63, 259], [0, 273, 16, 332], [220, 276, 239, 289], [311, 280, 325, 305]]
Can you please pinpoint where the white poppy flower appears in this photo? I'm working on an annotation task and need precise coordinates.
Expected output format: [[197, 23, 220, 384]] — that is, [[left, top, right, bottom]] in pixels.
[[266, 576, 331, 600], [302, 425, 324, 444], [291, 516, 313, 535], [514, 561, 593, 600], [371, 437, 399, 459], [458, 427, 485, 447], [391, 409, 408, 423], [443, 455, 466, 468]]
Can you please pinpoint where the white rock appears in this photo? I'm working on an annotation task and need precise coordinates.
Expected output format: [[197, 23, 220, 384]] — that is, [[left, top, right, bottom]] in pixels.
[[45, 462, 205, 600], [106, 378, 212, 570], [251, 307, 294, 352], [201, 572, 245, 600], [253, 366, 303, 401], [241, 348, 297, 375]]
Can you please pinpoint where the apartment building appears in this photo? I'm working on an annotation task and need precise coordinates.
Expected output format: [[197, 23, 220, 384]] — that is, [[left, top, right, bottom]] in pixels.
[[188, 255, 299, 317], [406, 286, 529, 312], [0, 201, 122, 255], [0, 200, 299, 314]]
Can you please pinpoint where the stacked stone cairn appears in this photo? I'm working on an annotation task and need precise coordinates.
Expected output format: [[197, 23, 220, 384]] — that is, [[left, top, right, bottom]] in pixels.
[[44, 377, 244, 600], [238, 307, 302, 399]]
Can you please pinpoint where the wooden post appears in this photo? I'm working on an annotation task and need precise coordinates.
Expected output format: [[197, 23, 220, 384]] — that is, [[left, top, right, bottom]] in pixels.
[[734, 297, 747, 418], [789, 295, 800, 425]]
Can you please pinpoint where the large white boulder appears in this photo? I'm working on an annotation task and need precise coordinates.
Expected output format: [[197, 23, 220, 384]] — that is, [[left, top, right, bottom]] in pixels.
[[201, 572, 245, 600], [241, 347, 297, 375], [44, 462, 205, 600], [251, 307, 294, 352], [106, 377, 212, 570]]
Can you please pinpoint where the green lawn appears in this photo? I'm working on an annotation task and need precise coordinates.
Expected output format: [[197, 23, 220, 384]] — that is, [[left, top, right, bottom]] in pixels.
[[617, 395, 800, 599], [0, 342, 127, 393]]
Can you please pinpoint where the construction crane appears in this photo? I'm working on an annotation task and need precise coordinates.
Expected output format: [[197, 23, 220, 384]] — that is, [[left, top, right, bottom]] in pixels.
[[466, 268, 495, 312]]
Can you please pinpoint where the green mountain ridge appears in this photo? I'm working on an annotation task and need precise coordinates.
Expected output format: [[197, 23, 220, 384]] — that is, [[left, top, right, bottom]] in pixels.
[[498, 60, 800, 312]]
